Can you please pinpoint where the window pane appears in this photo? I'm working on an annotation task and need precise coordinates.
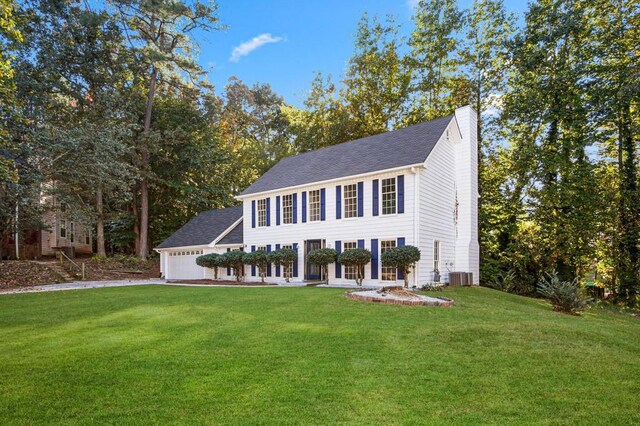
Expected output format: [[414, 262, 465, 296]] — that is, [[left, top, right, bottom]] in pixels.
[[381, 178, 396, 215], [343, 242, 357, 279], [381, 240, 397, 281], [258, 199, 267, 227], [433, 241, 440, 271], [283, 194, 293, 224], [309, 190, 320, 221], [343, 184, 357, 218]]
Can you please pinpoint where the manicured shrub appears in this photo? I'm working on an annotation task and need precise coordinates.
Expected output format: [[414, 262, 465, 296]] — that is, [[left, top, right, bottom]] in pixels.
[[381, 245, 421, 288], [243, 251, 270, 283], [537, 270, 591, 314], [307, 248, 338, 283], [338, 248, 371, 286], [486, 270, 517, 293], [268, 248, 297, 282], [195, 253, 222, 279], [220, 250, 245, 282]]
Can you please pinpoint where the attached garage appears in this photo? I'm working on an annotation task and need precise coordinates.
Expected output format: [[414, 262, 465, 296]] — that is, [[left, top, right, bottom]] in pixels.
[[166, 249, 206, 280], [155, 206, 244, 280]]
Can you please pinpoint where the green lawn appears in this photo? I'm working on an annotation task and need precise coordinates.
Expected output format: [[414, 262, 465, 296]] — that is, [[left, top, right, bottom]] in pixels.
[[0, 286, 638, 425]]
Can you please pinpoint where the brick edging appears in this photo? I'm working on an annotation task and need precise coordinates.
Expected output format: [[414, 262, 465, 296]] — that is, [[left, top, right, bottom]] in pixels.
[[345, 291, 454, 307]]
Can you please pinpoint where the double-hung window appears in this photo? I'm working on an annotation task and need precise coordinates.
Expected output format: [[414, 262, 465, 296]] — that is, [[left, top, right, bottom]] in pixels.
[[343, 184, 357, 218], [433, 241, 440, 272], [381, 240, 397, 281], [381, 177, 396, 215], [343, 241, 357, 279], [309, 189, 320, 222], [282, 194, 293, 224], [70, 222, 75, 243], [257, 199, 267, 227], [85, 230, 90, 245], [282, 244, 293, 278], [60, 219, 67, 238]]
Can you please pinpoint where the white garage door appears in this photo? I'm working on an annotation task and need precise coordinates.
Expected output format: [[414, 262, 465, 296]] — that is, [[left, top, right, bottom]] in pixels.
[[167, 249, 205, 279]]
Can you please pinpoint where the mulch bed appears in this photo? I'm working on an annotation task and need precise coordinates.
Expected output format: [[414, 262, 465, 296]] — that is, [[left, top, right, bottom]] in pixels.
[[82, 258, 159, 281], [166, 279, 274, 286], [0, 261, 65, 289]]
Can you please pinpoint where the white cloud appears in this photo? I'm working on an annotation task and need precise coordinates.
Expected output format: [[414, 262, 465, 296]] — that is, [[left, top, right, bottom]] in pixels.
[[230, 33, 283, 63]]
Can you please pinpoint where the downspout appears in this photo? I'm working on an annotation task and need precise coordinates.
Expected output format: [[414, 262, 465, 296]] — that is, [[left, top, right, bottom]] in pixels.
[[410, 166, 420, 287]]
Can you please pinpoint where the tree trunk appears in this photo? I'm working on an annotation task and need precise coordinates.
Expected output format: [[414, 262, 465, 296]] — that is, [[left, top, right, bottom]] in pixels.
[[132, 187, 140, 255], [138, 67, 158, 260], [96, 185, 106, 257]]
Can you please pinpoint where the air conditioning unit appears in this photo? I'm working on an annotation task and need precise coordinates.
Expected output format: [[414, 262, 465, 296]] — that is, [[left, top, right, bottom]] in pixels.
[[449, 272, 473, 286]]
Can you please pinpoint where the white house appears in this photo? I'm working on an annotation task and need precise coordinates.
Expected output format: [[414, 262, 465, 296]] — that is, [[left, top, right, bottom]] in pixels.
[[155, 106, 479, 285]]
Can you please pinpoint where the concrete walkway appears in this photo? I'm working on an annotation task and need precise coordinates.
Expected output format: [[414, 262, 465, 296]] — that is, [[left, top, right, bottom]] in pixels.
[[0, 279, 309, 295]]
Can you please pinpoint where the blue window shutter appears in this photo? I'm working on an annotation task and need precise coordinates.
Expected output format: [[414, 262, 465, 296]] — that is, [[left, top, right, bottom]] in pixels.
[[397, 175, 405, 214], [226, 248, 231, 275], [335, 240, 342, 278], [336, 186, 342, 219], [372, 179, 379, 216], [357, 182, 364, 217], [320, 188, 326, 221], [251, 200, 256, 228], [397, 237, 405, 280], [251, 245, 256, 276], [302, 191, 307, 223], [358, 239, 365, 248], [292, 243, 299, 277], [266, 198, 271, 226], [266, 244, 272, 276], [276, 196, 280, 225], [371, 239, 379, 279], [275, 244, 281, 276], [293, 193, 298, 224]]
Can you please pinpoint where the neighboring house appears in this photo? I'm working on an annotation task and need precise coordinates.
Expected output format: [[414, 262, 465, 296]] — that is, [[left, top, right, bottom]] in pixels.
[[156, 106, 479, 285], [155, 206, 243, 280], [1, 195, 93, 259]]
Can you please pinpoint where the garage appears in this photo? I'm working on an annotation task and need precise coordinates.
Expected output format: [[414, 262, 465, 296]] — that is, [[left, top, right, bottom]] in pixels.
[[166, 249, 205, 279]]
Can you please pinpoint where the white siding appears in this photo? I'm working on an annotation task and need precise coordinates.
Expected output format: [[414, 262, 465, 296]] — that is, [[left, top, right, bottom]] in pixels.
[[242, 168, 417, 286]]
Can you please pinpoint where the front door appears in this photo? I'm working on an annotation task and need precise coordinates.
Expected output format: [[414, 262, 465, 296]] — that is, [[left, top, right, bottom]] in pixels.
[[305, 239, 322, 280]]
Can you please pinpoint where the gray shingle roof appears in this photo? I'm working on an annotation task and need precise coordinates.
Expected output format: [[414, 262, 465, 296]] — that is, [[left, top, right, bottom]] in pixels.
[[155, 206, 242, 249], [217, 220, 243, 245], [240, 115, 454, 196]]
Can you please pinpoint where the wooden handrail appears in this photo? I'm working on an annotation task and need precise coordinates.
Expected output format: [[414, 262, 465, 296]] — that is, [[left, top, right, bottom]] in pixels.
[[57, 250, 86, 280]]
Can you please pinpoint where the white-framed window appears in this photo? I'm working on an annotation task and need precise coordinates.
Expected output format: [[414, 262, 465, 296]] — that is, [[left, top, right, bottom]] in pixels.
[[70, 222, 75, 243], [282, 194, 293, 224], [309, 189, 320, 222], [433, 240, 440, 272], [257, 198, 267, 227], [381, 177, 396, 215], [85, 230, 90, 245], [343, 184, 358, 218], [257, 246, 266, 252], [282, 244, 294, 278], [343, 241, 357, 279], [381, 240, 397, 281], [60, 219, 67, 238]]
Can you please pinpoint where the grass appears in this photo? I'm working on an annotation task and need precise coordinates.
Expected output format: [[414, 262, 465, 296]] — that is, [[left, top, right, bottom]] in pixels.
[[0, 286, 638, 425]]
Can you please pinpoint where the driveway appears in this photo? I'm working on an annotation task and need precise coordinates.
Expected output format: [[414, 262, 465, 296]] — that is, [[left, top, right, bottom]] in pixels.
[[0, 279, 167, 295]]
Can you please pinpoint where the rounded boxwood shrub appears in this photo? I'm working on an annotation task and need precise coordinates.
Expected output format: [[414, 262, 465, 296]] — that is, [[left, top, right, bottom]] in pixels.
[[220, 250, 245, 282], [338, 248, 371, 285], [195, 253, 222, 279], [268, 248, 297, 282], [381, 245, 421, 288], [307, 248, 338, 283]]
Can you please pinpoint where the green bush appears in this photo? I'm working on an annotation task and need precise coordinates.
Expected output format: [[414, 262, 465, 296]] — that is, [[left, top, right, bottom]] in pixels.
[[243, 251, 270, 283], [268, 248, 297, 282], [338, 248, 371, 286], [307, 248, 338, 283], [486, 270, 517, 292], [380, 245, 421, 288], [537, 271, 591, 314], [195, 253, 222, 279], [219, 250, 245, 282]]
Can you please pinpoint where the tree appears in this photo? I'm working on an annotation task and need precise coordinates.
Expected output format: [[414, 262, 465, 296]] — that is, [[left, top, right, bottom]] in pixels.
[[243, 250, 269, 283], [196, 253, 221, 279], [338, 248, 371, 286], [307, 248, 337, 283], [381, 245, 421, 288], [268, 248, 296, 282], [113, 0, 224, 259], [220, 250, 245, 282]]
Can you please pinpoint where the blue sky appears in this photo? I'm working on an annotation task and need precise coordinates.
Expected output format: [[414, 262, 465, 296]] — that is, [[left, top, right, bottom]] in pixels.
[[199, 0, 529, 107]]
